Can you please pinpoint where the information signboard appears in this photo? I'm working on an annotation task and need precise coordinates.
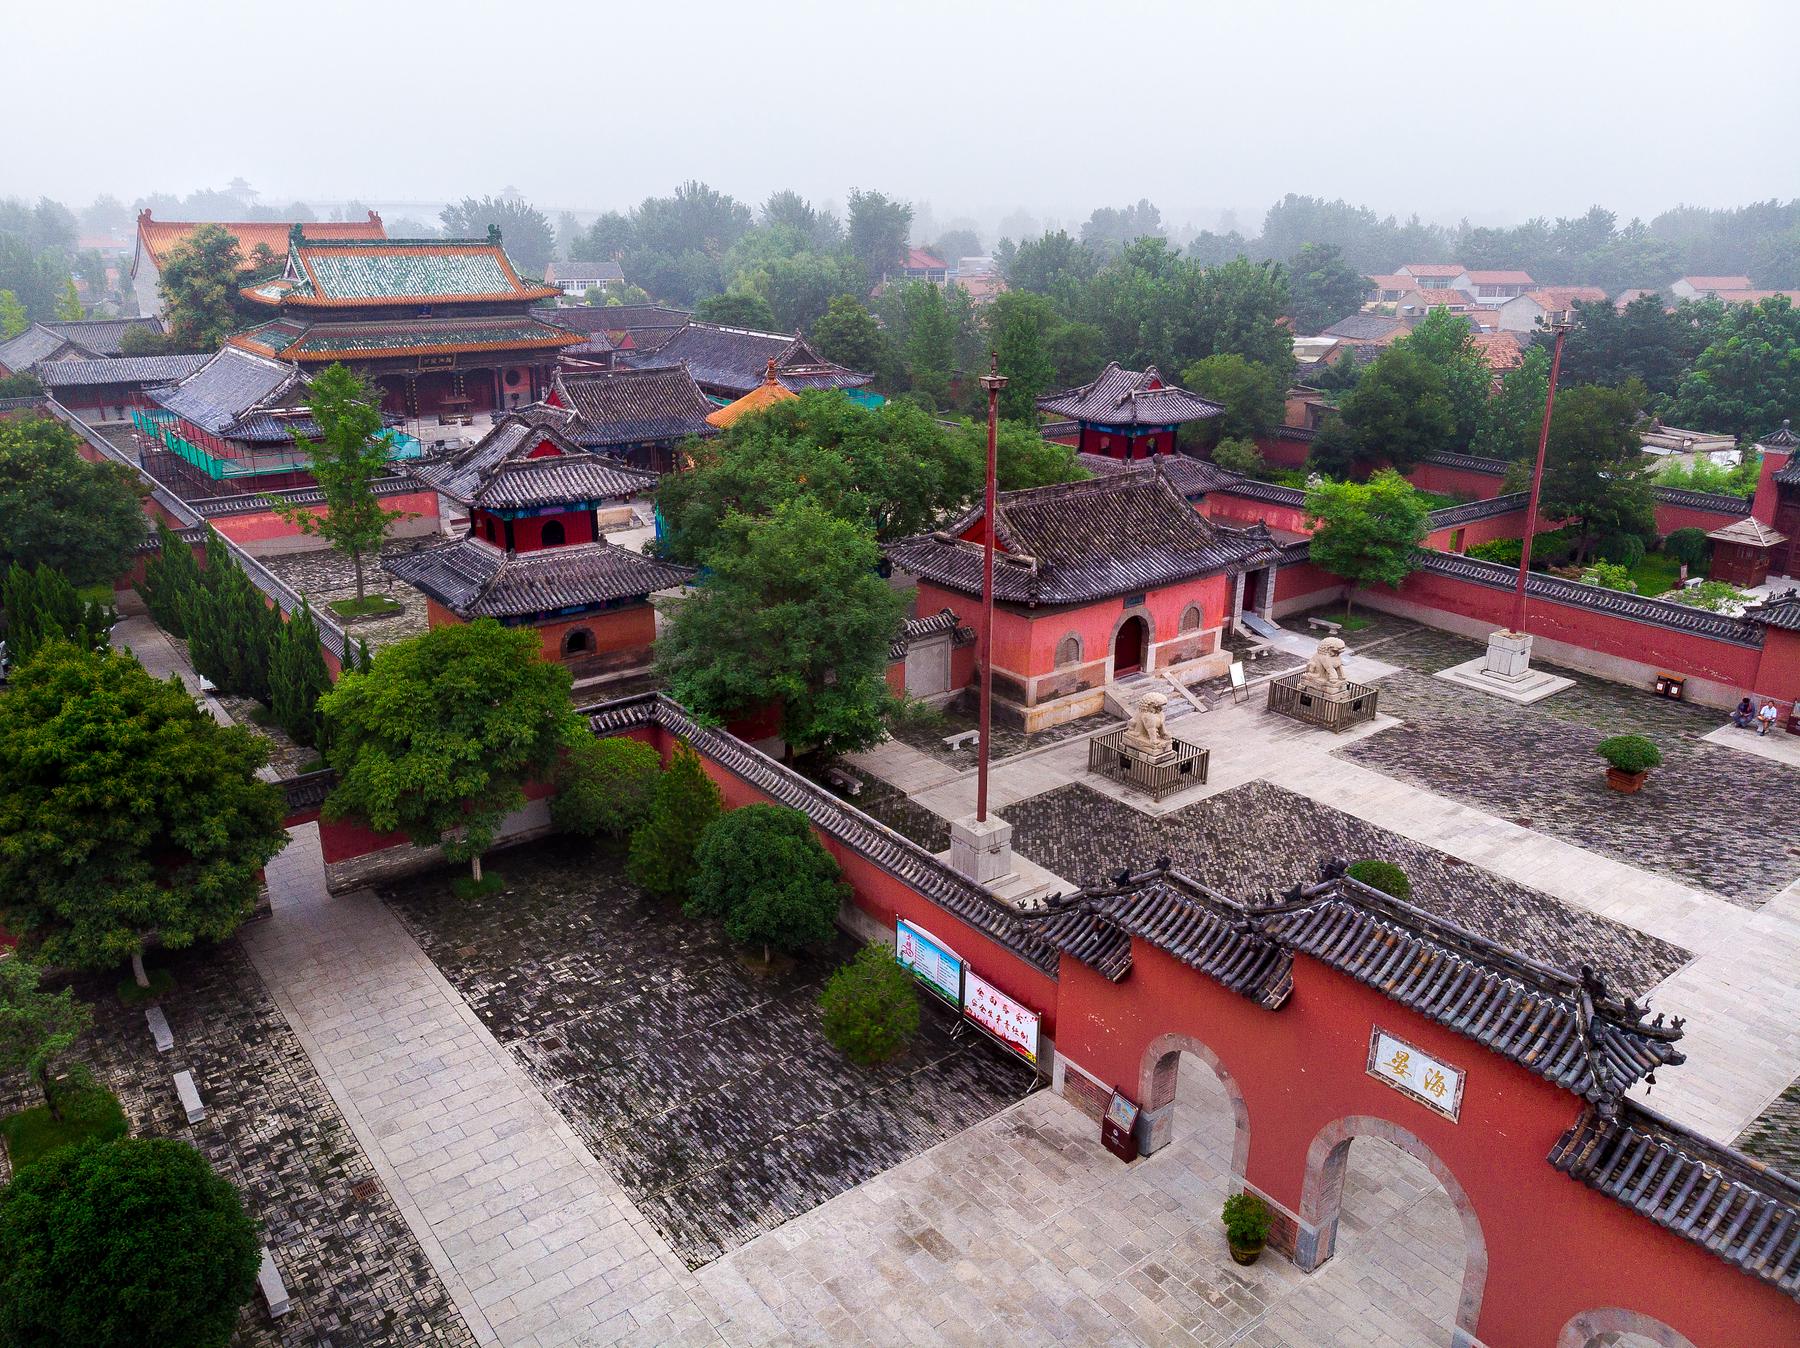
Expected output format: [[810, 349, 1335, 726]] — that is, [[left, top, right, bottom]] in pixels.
[[1366, 1027, 1464, 1121], [895, 918, 962, 1006], [962, 969, 1040, 1066]]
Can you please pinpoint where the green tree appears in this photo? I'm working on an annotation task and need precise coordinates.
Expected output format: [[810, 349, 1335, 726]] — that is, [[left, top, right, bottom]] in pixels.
[[1669, 295, 1800, 437], [54, 275, 83, 321], [0, 562, 114, 667], [269, 599, 332, 748], [627, 741, 722, 897], [898, 282, 957, 403], [0, 415, 145, 587], [0, 1137, 261, 1348], [181, 533, 280, 703], [1473, 344, 1550, 460], [694, 291, 777, 330], [993, 420, 1086, 489], [0, 643, 286, 986], [1190, 255, 1295, 375], [1310, 344, 1457, 476], [439, 195, 556, 273], [156, 223, 242, 351], [320, 620, 579, 883], [810, 295, 892, 376], [755, 251, 867, 332], [846, 188, 913, 286], [117, 323, 173, 356], [136, 520, 202, 635], [820, 941, 921, 1066], [551, 736, 663, 840], [1398, 306, 1491, 448], [0, 956, 92, 1121], [0, 288, 26, 339], [1505, 382, 1655, 563], [0, 371, 42, 398], [986, 291, 1060, 420], [658, 498, 906, 759], [266, 365, 408, 603], [1180, 353, 1285, 447], [1286, 243, 1369, 333], [686, 804, 847, 961], [1210, 437, 1266, 476], [1003, 230, 1100, 303], [1305, 470, 1430, 614], [1553, 294, 1706, 399]]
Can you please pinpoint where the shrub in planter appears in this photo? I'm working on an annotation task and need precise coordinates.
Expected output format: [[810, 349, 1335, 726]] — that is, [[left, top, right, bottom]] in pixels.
[[1597, 734, 1661, 793], [1222, 1191, 1272, 1265], [686, 804, 848, 960], [819, 942, 922, 1066], [1345, 859, 1412, 902]]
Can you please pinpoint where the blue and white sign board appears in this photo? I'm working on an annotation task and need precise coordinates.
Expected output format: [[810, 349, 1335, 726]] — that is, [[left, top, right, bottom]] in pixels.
[[896, 918, 963, 1006]]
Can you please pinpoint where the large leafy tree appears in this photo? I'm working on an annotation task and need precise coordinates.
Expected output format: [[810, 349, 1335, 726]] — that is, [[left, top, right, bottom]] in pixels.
[[1286, 243, 1370, 333], [627, 741, 722, 897], [439, 194, 556, 273], [621, 181, 753, 304], [0, 1137, 261, 1348], [0, 414, 145, 586], [759, 190, 843, 250], [1310, 344, 1457, 476], [1305, 470, 1430, 614], [810, 295, 893, 376], [1506, 382, 1655, 562], [1003, 230, 1100, 304], [694, 291, 777, 330], [896, 281, 958, 403], [267, 364, 408, 603], [687, 804, 847, 961], [1398, 307, 1491, 448], [658, 498, 906, 759], [0, 643, 286, 987], [846, 188, 913, 287], [985, 290, 1060, 420], [1181, 353, 1286, 448], [1079, 199, 1164, 256], [157, 223, 242, 350], [1668, 295, 1800, 437], [0, 288, 26, 338], [320, 620, 581, 882], [1191, 256, 1295, 375], [1552, 294, 1708, 399], [1473, 345, 1551, 460]]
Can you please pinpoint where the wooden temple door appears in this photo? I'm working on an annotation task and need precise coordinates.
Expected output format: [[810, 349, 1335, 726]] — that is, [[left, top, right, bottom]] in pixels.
[[1113, 616, 1147, 676]]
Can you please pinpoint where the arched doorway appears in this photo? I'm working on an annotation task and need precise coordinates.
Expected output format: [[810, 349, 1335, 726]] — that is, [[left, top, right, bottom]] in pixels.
[[1556, 1309, 1699, 1348], [1136, 1032, 1251, 1177], [1298, 1116, 1486, 1346], [1113, 614, 1148, 676]]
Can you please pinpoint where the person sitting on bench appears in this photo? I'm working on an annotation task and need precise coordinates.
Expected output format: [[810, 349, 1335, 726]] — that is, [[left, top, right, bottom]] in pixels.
[[1758, 701, 1782, 737]]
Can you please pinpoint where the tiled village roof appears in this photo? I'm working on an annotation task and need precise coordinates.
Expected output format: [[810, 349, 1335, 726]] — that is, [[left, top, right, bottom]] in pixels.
[[537, 307, 617, 357], [410, 408, 657, 508], [242, 232, 558, 308], [1550, 1102, 1800, 1298], [0, 324, 78, 373], [1036, 363, 1224, 427], [1678, 276, 1755, 292], [1519, 286, 1610, 311], [1367, 274, 1411, 291], [903, 247, 946, 270], [1707, 517, 1787, 547], [1399, 264, 1466, 278], [561, 303, 692, 356], [887, 461, 1283, 606], [386, 536, 692, 619], [1463, 270, 1535, 285], [0, 317, 167, 372], [33, 353, 210, 388], [148, 346, 309, 439], [230, 314, 581, 363], [706, 359, 799, 427], [1747, 592, 1800, 632], [549, 366, 718, 449], [1615, 288, 1664, 309], [134, 211, 385, 273], [546, 259, 625, 285], [1322, 314, 1408, 343], [1472, 330, 1524, 371], [630, 324, 870, 398]]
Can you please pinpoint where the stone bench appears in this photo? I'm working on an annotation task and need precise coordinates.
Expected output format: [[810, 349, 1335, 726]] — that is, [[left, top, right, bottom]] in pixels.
[[824, 767, 863, 797], [1242, 641, 1274, 661], [943, 730, 979, 752], [1306, 617, 1342, 633], [173, 1069, 204, 1123], [145, 1006, 173, 1054], [258, 1247, 291, 1318]]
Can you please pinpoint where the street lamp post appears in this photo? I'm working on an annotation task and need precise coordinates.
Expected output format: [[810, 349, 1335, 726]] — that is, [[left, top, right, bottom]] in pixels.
[[1511, 321, 1571, 635], [976, 353, 1007, 822]]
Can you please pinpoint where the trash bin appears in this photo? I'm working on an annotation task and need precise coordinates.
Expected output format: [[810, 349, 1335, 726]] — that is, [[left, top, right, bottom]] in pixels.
[[1653, 673, 1686, 701]]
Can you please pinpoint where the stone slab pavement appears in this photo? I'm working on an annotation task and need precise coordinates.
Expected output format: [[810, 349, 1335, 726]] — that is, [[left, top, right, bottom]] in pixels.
[[1701, 721, 1800, 768], [109, 611, 233, 725]]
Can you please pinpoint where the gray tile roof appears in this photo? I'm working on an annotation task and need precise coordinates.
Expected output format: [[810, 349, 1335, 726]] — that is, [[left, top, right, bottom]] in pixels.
[[385, 536, 693, 619], [33, 354, 210, 388], [40, 317, 165, 355], [1426, 492, 1529, 528], [410, 406, 657, 508], [1654, 486, 1752, 517], [550, 366, 718, 447], [0, 325, 78, 372], [628, 324, 869, 398], [1550, 1102, 1800, 1298], [1037, 363, 1224, 427], [889, 606, 976, 660], [1418, 450, 1508, 475], [1322, 314, 1407, 341], [1076, 452, 1243, 499], [888, 461, 1282, 606], [147, 346, 308, 439], [1747, 591, 1800, 632]]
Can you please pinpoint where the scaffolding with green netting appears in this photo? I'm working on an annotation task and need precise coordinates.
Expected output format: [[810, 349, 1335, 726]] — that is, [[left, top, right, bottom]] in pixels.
[[131, 408, 421, 481]]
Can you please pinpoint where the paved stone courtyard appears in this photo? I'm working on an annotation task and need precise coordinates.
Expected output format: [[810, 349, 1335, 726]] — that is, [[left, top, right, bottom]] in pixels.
[[1339, 624, 1800, 908], [263, 536, 441, 651], [0, 942, 475, 1348], [1003, 780, 1689, 994], [384, 840, 1038, 1269]]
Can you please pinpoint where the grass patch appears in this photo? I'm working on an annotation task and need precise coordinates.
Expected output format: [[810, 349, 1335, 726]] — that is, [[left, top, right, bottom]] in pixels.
[[76, 582, 116, 606], [328, 594, 405, 620], [1335, 613, 1373, 632], [1, 1086, 127, 1172], [116, 968, 175, 1006], [1415, 490, 1468, 511], [451, 871, 506, 901], [1630, 552, 1684, 597]]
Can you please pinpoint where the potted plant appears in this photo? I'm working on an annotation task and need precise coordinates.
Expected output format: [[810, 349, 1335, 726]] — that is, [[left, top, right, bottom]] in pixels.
[[1596, 734, 1662, 794], [1222, 1191, 1272, 1265]]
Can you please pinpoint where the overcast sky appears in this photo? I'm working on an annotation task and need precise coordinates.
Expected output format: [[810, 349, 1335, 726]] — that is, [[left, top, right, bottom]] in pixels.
[[9, 0, 1797, 234]]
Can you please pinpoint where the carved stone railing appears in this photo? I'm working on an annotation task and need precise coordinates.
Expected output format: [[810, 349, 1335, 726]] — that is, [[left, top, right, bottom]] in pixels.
[[1267, 672, 1379, 732], [1086, 728, 1210, 800]]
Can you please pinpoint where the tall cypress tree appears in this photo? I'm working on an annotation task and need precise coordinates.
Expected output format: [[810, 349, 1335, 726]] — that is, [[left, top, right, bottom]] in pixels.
[[137, 522, 202, 636], [271, 601, 332, 748]]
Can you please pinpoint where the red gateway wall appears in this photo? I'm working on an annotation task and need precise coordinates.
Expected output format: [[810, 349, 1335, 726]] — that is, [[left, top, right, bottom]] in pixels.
[[1203, 491, 1311, 533], [208, 491, 442, 547]]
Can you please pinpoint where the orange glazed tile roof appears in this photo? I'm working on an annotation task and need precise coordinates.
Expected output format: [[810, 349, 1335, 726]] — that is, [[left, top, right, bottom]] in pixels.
[[134, 210, 385, 272], [705, 359, 800, 427]]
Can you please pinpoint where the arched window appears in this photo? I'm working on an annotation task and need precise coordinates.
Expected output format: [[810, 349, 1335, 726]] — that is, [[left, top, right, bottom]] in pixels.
[[541, 518, 566, 547], [1055, 634, 1082, 667], [561, 628, 594, 656], [1179, 604, 1203, 634]]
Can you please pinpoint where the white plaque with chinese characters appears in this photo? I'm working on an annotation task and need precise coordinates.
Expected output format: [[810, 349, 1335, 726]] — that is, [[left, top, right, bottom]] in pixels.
[[1366, 1028, 1464, 1121]]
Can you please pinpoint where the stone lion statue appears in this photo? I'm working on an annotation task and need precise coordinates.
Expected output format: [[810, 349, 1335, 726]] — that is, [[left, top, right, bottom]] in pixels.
[[1301, 637, 1348, 694], [1123, 691, 1174, 758]]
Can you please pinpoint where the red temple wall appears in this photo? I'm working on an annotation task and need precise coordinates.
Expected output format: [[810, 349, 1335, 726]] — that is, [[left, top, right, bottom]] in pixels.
[[1423, 507, 1531, 552], [532, 606, 655, 662], [207, 491, 440, 548], [1251, 434, 1310, 470], [1753, 450, 1791, 525], [508, 510, 597, 551], [1202, 491, 1311, 534], [1407, 460, 1508, 501], [1754, 628, 1800, 704], [1655, 501, 1751, 536]]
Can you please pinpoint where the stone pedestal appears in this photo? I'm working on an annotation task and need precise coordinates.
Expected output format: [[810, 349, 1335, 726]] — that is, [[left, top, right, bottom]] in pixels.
[[1435, 629, 1575, 704], [949, 813, 1016, 886]]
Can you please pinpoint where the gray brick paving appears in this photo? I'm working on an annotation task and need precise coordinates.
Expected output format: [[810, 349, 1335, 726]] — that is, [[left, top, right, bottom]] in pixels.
[[262, 537, 440, 650], [1739, 1081, 1800, 1177], [1003, 780, 1689, 995], [384, 839, 1037, 1269]]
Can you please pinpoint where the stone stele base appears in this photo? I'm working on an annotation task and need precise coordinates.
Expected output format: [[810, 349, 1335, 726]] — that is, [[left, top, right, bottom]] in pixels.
[[1435, 629, 1574, 705], [948, 813, 1016, 886]]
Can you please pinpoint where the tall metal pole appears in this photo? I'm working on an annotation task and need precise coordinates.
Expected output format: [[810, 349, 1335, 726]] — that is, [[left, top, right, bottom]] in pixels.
[[976, 353, 1007, 822], [1511, 322, 1570, 635]]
